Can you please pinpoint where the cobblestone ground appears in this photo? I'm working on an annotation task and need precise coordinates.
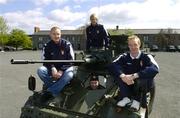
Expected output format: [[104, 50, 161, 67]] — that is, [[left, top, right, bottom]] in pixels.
[[0, 51, 180, 118]]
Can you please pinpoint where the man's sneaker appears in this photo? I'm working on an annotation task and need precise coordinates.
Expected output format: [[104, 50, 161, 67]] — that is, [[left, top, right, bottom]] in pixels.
[[130, 100, 140, 111], [139, 107, 146, 118], [117, 97, 131, 107], [42, 84, 48, 90]]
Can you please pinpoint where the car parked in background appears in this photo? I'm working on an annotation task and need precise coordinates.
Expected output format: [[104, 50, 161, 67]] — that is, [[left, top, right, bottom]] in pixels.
[[176, 45, 180, 52], [150, 44, 159, 52], [166, 45, 176, 52], [0, 46, 2, 51], [4, 46, 16, 51]]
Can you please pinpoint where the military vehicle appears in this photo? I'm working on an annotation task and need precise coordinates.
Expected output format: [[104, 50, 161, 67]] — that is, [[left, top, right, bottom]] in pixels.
[[11, 35, 155, 118]]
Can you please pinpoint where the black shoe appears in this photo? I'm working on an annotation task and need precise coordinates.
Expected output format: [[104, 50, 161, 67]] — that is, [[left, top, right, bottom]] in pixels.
[[42, 84, 48, 91], [40, 91, 54, 105]]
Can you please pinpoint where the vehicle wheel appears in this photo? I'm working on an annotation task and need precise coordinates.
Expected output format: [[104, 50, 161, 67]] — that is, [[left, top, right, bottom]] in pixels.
[[145, 84, 155, 118], [28, 75, 36, 91]]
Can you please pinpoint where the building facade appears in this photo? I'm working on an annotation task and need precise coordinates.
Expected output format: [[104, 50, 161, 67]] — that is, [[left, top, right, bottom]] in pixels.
[[31, 27, 180, 51], [32, 27, 86, 50], [108, 28, 180, 50]]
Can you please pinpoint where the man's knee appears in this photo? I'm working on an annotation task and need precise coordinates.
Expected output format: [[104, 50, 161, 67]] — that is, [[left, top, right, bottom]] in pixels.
[[64, 67, 74, 78], [37, 66, 47, 76], [64, 71, 74, 79]]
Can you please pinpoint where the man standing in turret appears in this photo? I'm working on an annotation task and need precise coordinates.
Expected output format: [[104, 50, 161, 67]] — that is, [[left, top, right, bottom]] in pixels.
[[86, 13, 109, 51]]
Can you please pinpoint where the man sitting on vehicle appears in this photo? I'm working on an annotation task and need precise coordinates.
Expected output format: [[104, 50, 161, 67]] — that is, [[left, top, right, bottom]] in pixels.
[[37, 26, 74, 103], [109, 35, 159, 111]]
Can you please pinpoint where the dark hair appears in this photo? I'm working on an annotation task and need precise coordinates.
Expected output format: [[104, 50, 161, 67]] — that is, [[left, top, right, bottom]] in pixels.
[[90, 75, 99, 81]]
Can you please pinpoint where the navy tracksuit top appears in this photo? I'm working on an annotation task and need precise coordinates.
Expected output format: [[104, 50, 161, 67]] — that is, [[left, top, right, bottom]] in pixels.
[[42, 39, 74, 73], [109, 52, 159, 81], [86, 23, 109, 50]]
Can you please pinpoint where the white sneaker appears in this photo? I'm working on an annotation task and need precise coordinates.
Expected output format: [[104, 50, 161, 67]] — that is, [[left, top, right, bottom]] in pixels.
[[117, 97, 131, 107], [139, 107, 146, 118], [130, 100, 140, 111]]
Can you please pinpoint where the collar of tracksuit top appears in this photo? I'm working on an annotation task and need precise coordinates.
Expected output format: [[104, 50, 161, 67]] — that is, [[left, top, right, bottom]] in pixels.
[[130, 51, 142, 59], [123, 51, 144, 75]]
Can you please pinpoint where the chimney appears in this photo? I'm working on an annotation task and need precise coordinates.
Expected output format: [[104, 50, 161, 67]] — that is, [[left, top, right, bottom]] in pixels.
[[116, 25, 119, 30], [34, 27, 40, 33]]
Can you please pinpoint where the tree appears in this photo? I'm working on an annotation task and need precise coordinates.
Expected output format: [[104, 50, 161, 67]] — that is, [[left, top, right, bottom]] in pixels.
[[23, 37, 32, 49], [155, 29, 175, 50], [0, 16, 9, 46], [155, 33, 168, 50], [124, 29, 134, 36], [0, 34, 9, 46], [8, 29, 32, 50]]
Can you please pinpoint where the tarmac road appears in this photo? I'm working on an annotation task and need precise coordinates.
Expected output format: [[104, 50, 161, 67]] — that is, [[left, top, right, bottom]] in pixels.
[[149, 52, 180, 118], [0, 51, 180, 118]]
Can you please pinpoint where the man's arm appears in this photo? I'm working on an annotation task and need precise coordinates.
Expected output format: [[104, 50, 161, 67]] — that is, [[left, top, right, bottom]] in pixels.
[[67, 43, 74, 60], [137, 54, 159, 79], [101, 25, 109, 49], [42, 43, 59, 78], [42, 44, 54, 69], [86, 27, 91, 50], [108, 54, 125, 78]]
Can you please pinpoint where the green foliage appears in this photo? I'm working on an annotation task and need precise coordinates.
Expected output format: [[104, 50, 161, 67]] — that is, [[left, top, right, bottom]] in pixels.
[[0, 16, 9, 46], [0, 34, 9, 45], [110, 35, 128, 56], [124, 29, 134, 36], [155, 33, 168, 49], [108, 29, 134, 36], [157, 28, 177, 49], [0, 16, 9, 34], [23, 37, 32, 49], [108, 29, 135, 55], [0, 17, 32, 49], [8, 29, 32, 50]]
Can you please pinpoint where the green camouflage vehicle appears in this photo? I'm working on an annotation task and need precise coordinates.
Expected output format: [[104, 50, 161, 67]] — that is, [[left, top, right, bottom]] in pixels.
[[11, 35, 155, 118]]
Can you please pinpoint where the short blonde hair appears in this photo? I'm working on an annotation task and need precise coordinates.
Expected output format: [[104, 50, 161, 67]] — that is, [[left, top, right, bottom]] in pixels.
[[90, 13, 98, 20], [128, 35, 141, 45], [50, 26, 61, 33]]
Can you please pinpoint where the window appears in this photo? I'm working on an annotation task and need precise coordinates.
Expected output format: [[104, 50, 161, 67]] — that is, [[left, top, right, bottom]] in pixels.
[[72, 36, 75, 42], [39, 37, 43, 41], [38, 43, 43, 49], [144, 36, 149, 42]]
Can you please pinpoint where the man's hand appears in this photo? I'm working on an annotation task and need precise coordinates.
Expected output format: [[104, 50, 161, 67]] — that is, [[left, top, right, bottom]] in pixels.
[[121, 74, 135, 85], [51, 67, 63, 80]]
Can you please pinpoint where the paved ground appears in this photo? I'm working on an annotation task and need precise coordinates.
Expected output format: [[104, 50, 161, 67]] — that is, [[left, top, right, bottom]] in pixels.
[[0, 51, 180, 118], [149, 52, 180, 118]]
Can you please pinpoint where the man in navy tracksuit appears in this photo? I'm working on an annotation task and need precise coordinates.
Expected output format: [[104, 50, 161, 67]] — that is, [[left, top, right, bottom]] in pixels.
[[86, 14, 109, 50], [37, 26, 74, 103], [109, 35, 159, 112]]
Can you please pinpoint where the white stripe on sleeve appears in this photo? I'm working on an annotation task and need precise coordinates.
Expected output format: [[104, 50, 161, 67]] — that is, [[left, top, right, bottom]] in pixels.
[[70, 45, 74, 60], [113, 54, 123, 62], [147, 54, 159, 69], [41, 47, 45, 60]]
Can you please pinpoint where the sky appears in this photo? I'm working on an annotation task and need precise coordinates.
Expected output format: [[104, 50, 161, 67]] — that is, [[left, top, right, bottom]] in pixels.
[[0, 0, 180, 34]]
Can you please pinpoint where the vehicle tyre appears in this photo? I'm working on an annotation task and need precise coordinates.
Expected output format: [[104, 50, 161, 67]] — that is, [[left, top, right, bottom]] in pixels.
[[145, 84, 155, 118], [28, 75, 36, 91]]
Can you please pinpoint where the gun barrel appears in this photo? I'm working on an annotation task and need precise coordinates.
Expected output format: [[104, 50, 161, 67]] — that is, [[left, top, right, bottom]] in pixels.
[[10, 59, 85, 65]]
